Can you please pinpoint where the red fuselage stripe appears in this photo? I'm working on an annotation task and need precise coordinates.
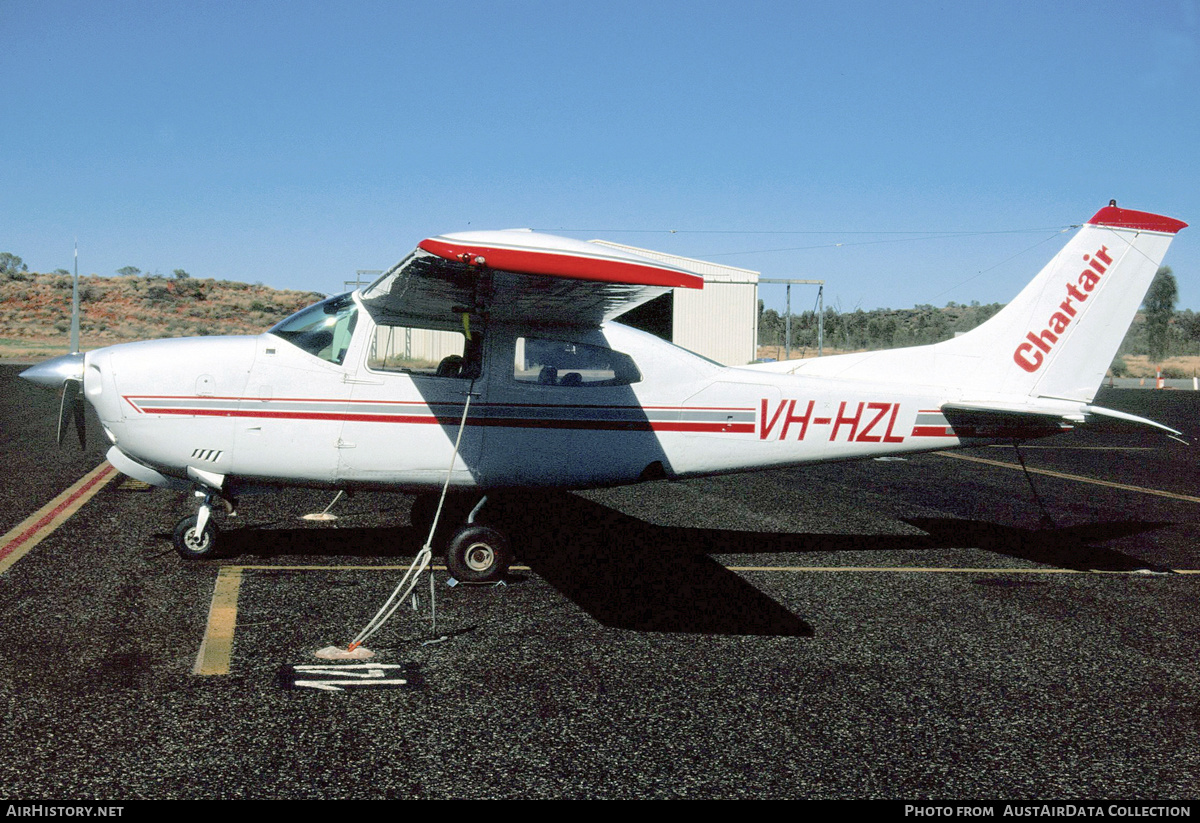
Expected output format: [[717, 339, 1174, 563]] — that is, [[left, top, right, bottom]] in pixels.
[[132, 406, 753, 434], [911, 426, 956, 437]]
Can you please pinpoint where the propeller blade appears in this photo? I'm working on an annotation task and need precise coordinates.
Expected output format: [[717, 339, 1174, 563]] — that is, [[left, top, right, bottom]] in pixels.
[[73, 390, 87, 449], [57, 378, 81, 447]]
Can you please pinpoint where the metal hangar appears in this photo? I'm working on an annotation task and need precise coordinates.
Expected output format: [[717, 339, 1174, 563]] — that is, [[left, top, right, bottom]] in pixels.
[[590, 240, 760, 367]]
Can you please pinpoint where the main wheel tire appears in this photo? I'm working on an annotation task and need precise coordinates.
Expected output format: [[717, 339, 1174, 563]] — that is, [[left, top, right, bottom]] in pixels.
[[445, 524, 512, 583], [173, 514, 220, 560]]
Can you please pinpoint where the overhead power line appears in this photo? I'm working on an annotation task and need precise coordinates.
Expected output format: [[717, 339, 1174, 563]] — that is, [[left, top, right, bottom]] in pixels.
[[538, 226, 1074, 258]]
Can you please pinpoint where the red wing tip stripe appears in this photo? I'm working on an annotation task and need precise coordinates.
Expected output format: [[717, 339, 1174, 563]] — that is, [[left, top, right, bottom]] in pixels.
[[418, 238, 704, 290], [1087, 206, 1187, 234]]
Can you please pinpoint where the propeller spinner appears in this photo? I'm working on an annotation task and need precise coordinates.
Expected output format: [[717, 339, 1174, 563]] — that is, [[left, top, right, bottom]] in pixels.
[[20, 352, 86, 448]]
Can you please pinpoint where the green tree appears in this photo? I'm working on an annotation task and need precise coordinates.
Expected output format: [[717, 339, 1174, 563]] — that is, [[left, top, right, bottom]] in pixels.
[[0, 252, 28, 277], [757, 304, 783, 347], [1177, 309, 1200, 356], [116, 265, 141, 277], [173, 268, 191, 280], [1143, 266, 1177, 364]]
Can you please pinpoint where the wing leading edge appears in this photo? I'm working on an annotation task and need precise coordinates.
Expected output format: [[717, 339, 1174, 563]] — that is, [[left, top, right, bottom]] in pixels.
[[360, 229, 703, 331]]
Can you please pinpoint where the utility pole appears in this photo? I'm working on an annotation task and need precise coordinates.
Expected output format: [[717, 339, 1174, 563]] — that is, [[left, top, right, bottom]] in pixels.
[[785, 284, 791, 360], [759, 278, 825, 359], [345, 269, 383, 293], [70, 240, 80, 353], [818, 284, 824, 358]]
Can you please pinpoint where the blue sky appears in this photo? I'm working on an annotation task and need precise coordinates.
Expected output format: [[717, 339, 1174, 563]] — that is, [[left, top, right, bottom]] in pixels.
[[3, 0, 1198, 312]]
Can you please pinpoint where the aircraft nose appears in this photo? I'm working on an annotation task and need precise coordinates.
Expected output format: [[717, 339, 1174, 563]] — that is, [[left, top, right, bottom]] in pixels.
[[19, 352, 85, 389]]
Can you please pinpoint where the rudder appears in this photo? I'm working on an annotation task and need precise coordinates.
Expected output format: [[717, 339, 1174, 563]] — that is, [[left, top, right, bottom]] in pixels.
[[747, 204, 1186, 406], [951, 204, 1187, 402]]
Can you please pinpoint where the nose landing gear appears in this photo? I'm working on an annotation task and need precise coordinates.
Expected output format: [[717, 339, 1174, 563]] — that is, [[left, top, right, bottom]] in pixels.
[[173, 512, 219, 559], [172, 491, 234, 560]]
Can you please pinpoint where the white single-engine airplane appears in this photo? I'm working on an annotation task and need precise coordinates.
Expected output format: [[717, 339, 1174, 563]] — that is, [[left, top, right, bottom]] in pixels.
[[21, 203, 1188, 581]]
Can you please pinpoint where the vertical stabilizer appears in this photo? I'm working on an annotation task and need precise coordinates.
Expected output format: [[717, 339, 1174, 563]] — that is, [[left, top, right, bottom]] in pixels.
[[769, 205, 1187, 405], [953, 205, 1186, 401]]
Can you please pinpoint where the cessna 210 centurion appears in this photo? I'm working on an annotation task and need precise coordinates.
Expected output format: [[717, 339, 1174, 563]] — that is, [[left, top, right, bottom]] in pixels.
[[20, 203, 1188, 581]]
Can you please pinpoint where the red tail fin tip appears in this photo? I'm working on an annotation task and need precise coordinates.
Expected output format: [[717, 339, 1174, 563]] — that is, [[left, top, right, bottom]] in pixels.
[[1087, 206, 1187, 234]]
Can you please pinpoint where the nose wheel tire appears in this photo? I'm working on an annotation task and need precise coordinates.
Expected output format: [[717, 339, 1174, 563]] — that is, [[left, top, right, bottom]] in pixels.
[[445, 524, 512, 583], [173, 514, 220, 560]]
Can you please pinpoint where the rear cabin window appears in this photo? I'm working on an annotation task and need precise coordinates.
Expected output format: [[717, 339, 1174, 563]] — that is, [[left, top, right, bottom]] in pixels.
[[513, 337, 640, 387]]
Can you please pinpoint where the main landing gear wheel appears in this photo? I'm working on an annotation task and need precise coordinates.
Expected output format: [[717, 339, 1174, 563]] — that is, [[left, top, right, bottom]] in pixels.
[[173, 514, 220, 560], [445, 524, 512, 583]]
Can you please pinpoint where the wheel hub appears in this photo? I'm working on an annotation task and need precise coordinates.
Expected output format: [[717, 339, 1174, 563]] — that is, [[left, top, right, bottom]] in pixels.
[[465, 542, 495, 572], [185, 528, 210, 553]]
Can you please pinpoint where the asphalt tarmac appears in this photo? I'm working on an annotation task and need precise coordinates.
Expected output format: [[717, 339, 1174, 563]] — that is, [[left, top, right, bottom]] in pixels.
[[1, 364, 1198, 799]]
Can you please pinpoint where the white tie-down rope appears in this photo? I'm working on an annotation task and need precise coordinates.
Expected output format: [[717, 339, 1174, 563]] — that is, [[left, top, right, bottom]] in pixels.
[[345, 381, 475, 652]]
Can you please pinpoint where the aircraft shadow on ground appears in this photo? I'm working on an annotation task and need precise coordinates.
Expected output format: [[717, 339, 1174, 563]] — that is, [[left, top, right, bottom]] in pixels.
[[168, 491, 1169, 636], [489, 494, 815, 637], [213, 525, 418, 559], [900, 517, 1171, 573]]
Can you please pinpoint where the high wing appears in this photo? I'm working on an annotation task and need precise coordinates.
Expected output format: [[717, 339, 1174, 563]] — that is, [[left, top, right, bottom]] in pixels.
[[359, 229, 704, 331]]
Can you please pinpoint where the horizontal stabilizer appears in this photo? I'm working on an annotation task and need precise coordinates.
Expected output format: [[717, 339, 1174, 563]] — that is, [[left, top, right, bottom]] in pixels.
[[942, 401, 1182, 439], [1080, 404, 1183, 437], [941, 403, 1075, 440]]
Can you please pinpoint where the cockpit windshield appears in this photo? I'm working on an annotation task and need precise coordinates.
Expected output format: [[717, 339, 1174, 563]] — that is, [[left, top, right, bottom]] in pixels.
[[268, 293, 358, 365]]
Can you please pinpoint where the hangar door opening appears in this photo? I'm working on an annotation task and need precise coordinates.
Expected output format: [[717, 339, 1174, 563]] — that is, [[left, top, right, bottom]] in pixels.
[[594, 241, 759, 367]]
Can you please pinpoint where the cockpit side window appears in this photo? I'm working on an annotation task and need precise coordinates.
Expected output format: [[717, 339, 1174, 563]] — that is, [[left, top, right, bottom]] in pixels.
[[269, 293, 358, 365], [514, 337, 640, 387]]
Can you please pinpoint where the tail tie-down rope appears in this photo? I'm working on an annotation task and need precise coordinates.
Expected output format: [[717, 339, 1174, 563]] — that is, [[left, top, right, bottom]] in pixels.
[[313, 378, 475, 661]]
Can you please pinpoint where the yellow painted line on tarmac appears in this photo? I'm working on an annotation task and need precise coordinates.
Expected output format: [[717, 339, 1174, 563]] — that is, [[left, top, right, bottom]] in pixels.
[[193, 566, 244, 675], [211, 563, 1191, 575], [194, 560, 1195, 675], [935, 450, 1200, 504], [985, 445, 1155, 451], [0, 462, 118, 575], [191, 563, 537, 675], [226, 564, 531, 572], [728, 566, 1195, 574]]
